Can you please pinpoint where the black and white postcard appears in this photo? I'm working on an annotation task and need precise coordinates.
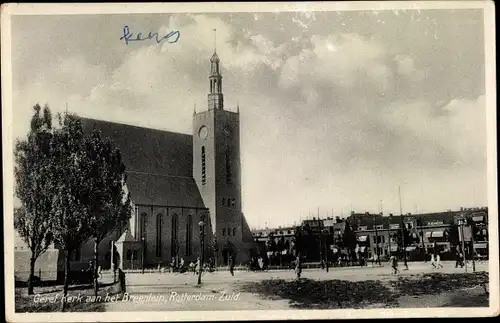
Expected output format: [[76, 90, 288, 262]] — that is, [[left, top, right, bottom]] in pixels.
[[1, 1, 498, 321]]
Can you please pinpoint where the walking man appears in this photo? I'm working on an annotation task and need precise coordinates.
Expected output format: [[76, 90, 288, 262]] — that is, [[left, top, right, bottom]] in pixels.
[[295, 255, 302, 279], [389, 255, 399, 275], [430, 253, 436, 268], [228, 255, 235, 276], [436, 252, 443, 269]]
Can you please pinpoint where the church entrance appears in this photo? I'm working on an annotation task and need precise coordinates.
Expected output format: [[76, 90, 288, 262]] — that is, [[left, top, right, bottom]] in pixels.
[[222, 241, 237, 266]]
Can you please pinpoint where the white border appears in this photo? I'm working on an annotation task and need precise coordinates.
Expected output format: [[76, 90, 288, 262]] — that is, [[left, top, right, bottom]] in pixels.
[[2, 1, 498, 321]]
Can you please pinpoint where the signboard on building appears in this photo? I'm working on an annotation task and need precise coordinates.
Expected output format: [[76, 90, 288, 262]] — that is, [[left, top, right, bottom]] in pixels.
[[472, 214, 485, 222], [389, 224, 400, 230], [426, 220, 444, 226]]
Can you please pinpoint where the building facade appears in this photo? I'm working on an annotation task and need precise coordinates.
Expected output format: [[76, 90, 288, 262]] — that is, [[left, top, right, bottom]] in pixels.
[[15, 51, 255, 280], [250, 207, 489, 263]]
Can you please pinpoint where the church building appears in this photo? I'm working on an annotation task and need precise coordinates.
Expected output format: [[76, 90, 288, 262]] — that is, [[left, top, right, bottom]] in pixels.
[[15, 50, 255, 279]]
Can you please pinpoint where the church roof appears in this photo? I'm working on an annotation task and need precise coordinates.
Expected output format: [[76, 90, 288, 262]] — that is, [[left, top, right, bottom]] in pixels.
[[126, 171, 205, 208], [81, 118, 193, 177], [80, 118, 205, 209]]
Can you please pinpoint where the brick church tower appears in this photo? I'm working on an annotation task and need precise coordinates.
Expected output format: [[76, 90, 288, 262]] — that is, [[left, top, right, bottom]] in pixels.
[[192, 49, 246, 264]]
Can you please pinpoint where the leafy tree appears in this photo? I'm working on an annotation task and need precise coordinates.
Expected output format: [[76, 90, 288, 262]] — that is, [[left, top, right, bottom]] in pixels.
[[342, 221, 357, 261], [49, 113, 95, 311], [82, 130, 131, 297], [14, 104, 54, 295]]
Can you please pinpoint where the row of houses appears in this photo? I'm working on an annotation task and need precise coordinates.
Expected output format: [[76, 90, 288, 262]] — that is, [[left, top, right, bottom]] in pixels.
[[252, 207, 489, 261]]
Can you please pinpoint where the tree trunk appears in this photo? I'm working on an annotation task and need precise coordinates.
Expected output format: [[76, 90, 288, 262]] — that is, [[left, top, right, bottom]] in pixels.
[[28, 256, 36, 295], [61, 251, 70, 312], [94, 239, 99, 298]]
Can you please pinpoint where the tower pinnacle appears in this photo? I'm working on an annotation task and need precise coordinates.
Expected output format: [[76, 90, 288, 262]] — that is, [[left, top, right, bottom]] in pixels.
[[213, 28, 217, 53], [208, 31, 223, 110]]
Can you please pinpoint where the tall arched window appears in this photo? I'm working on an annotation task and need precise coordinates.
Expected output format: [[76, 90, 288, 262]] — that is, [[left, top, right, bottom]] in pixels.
[[186, 215, 192, 256], [233, 228, 236, 236], [201, 146, 206, 185], [226, 150, 232, 184], [171, 214, 178, 257], [156, 213, 162, 257]]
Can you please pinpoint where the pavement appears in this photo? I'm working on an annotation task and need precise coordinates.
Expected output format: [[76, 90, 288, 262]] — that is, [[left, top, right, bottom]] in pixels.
[[104, 261, 489, 311]]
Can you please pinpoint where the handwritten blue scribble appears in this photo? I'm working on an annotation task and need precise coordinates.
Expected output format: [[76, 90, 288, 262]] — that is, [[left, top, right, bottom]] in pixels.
[[120, 25, 180, 46]]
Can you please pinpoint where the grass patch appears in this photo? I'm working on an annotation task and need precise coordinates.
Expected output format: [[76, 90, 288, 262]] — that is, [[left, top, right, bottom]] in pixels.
[[391, 272, 489, 296], [239, 278, 398, 309], [15, 282, 122, 313], [239, 272, 489, 309]]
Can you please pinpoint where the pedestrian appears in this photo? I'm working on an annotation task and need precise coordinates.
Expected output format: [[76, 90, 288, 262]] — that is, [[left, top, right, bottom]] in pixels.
[[228, 255, 235, 276], [179, 257, 185, 272], [195, 257, 201, 275], [389, 255, 399, 275], [118, 268, 126, 294], [295, 255, 302, 279], [436, 253, 443, 269], [430, 253, 436, 268]]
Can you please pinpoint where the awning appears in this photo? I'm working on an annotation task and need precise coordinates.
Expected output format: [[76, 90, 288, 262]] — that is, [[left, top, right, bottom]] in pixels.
[[474, 243, 487, 249], [390, 245, 398, 252], [357, 236, 368, 242], [425, 231, 432, 238], [405, 246, 417, 251], [359, 246, 366, 252]]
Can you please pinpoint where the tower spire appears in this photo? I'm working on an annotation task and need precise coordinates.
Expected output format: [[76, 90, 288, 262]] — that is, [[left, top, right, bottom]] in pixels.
[[213, 28, 217, 53]]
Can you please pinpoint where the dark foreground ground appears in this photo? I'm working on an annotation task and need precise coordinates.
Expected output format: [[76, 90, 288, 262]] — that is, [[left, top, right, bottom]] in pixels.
[[238, 272, 489, 309], [15, 262, 490, 312]]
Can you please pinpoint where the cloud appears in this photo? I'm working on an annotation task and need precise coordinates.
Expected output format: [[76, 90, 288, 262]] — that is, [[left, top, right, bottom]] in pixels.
[[279, 33, 390, 90], [394, 54, 426, 82]]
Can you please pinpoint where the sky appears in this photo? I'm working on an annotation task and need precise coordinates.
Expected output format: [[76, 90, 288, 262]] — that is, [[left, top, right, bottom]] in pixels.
[[10, 9, 489, 229]]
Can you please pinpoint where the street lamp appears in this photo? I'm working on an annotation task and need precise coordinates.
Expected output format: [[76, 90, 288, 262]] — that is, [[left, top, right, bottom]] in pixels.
[[458, 218, 467, 273], [197, 217, 205, 285], [141, 236, 145, 274]]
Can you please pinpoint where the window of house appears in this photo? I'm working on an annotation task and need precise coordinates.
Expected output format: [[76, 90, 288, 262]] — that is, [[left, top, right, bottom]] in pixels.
[[156, 213, 162, 257], [201, 146, 206, 185], [222, 198, 225, 206], [232, 199, 235, 207], [375, 225, 384, 230], [227, 199, 231, 207], [233, 228, 236, 236], [222, 228, 226, 236], [358, 226, 367, 231], [186, 215, 192, 256]]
